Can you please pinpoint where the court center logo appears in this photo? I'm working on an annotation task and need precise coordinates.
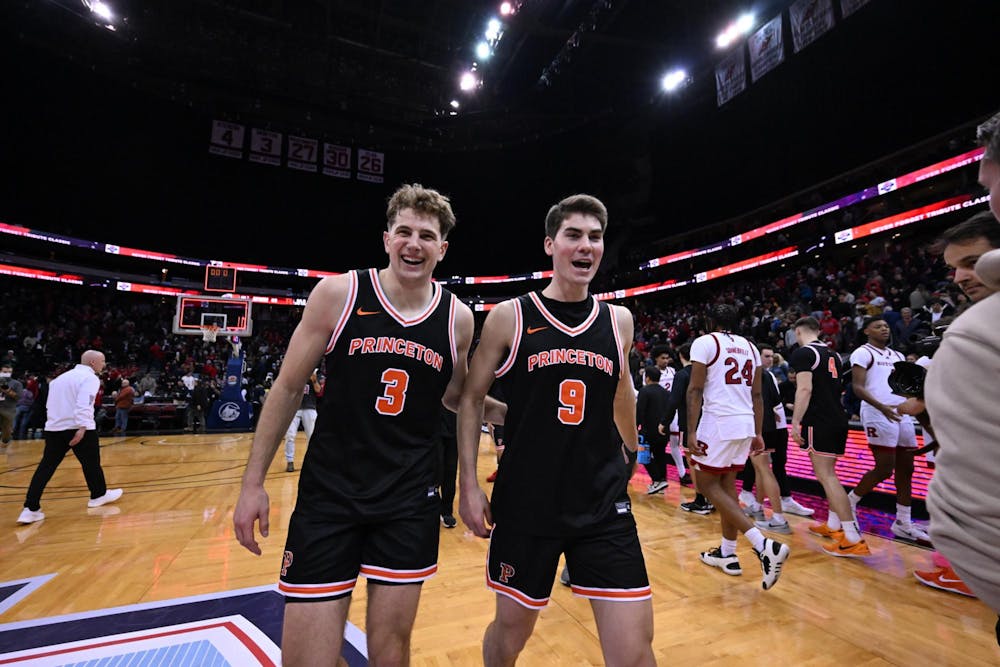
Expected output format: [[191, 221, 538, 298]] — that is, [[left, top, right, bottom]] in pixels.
[[219, 402, 241, 422], [499, 562, 515, 583]]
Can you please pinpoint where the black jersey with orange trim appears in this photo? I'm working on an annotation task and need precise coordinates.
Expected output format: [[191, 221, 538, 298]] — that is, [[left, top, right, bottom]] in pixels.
[[491, 291, 628, 537], [788, 341, 848, 431], [299, 268, 457, 519]]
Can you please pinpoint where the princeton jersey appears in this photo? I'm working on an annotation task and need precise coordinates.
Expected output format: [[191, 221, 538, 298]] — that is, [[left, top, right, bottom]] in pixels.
[[491, 292, 627, 537], [789, 342, 848, 430], [689, 332, 760, 438], [849, 343, 905, 407], [299, 268, 457, 519]]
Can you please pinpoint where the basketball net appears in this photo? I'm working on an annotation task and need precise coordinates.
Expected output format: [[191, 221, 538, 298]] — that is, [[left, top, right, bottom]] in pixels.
[[201, 324, 219, 343]]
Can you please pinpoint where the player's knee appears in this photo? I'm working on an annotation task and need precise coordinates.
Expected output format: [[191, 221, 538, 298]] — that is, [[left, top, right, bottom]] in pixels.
[[368, 633, 410, 667], [487, 615, 533, 657], [872, 461, 895, 479]]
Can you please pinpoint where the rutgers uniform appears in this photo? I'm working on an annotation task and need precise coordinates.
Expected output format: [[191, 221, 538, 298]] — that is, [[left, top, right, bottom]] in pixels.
[[487, 292, 650, 609], [789, 341, 849, 456], [688, 331, 761, 473], [280, 268, 457, 601], [849, 343, 916, 448]]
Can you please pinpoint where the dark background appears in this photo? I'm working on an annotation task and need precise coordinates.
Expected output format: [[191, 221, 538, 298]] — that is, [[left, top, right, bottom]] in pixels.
[[1, 0, 997, 277]]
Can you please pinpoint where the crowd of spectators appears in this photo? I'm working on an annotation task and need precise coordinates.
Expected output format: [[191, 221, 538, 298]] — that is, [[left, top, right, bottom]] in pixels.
[[0, 224, 964, 435]]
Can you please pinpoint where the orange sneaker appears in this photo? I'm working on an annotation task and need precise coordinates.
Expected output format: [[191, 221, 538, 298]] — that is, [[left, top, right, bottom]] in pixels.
[[823, 537, 872, 558], [486, 470, 497, 483], [913, 567, 976, 597], [808, 523, 844, 539]]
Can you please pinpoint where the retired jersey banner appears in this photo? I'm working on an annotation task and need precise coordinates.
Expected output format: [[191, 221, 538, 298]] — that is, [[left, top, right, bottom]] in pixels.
[[715, 48, 747, 107], [357, 149, 385, 183], [209, 120, 244, 159], [789, 0, 835, 52], [748, 15, 785, 82], [840, 0, 870, 18], [287, 136, 318, 173], [249, 128, 282, 166], [322, 143, 352, 179]]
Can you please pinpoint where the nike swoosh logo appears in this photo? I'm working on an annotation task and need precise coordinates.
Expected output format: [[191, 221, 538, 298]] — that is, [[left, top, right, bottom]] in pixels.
[[356, 308, 381, 316], [938, 576, 963, 584], [526, 326, 548, 334]]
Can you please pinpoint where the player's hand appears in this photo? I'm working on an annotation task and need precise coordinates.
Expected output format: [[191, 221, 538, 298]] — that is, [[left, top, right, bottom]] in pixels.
[[69, 427, 85, 447], [750, 435, 766, 454], [657, 424, 666, 436], [895, 397, 925, 416], [879, 404, 903, 422], [687, 434, 706, 457], [791, 424, 805, 446], [459, 485, 493, 539], [234, 485, 270, 555]]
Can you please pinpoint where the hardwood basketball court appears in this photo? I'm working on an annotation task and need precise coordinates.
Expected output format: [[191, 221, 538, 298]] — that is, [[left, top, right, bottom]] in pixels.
[[1, 432, 997, 665]]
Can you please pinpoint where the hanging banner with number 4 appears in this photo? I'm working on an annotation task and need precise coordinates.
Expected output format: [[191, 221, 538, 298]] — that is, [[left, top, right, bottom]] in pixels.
[[209, 120, 244, 159]]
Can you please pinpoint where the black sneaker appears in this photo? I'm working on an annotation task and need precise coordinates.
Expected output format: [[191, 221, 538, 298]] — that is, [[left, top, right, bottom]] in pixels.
[[679, 473, 693, 487], [755, 538, 791, 590], [681, 499, 714, 515], [286, 461, 295, 473], [699, 546, 742, 576], [440, 514, 457, 529]]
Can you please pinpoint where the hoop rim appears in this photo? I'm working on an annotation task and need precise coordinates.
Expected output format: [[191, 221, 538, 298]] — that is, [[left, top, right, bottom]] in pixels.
[[201, 324, 220, 342]]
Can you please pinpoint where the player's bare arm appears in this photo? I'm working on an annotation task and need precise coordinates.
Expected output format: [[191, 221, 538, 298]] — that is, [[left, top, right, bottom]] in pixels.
[[852, 364, 901, 422], [686, 362, 707, 455], [611, 305, 639, 452], [790, 370, 814, 445], [441, 301, 506, 425], [233, 273, 349, 555], [457, 300, 515, 538]]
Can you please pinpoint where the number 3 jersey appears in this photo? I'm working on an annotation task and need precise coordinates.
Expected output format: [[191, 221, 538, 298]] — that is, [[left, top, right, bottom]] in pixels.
[[688, 331, 761, 440], [299, 268, 457, 519], [491, 292, 628, 537]]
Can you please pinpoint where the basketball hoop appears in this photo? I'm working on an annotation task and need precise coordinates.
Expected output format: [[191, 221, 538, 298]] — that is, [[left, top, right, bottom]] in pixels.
[[201, 324, 219, 343]]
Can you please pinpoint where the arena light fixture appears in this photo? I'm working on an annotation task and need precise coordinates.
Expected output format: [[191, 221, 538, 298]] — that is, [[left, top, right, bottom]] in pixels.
[[500, 2, 513, 16], [89, 0, 113, 21], [459, 71, 479, 91], [485, 18, 502, 42], [661, 69, 688, 92], [450, 99, 460, 109], [715, 12, 755, 49], [476, 41, 492, 60]]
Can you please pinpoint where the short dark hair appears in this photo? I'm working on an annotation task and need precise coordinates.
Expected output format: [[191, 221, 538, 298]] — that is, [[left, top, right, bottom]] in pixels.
[[933, 211, 1000, 253], [677, 343, 692, 361], [794, 316, 820, 332], [650, 345, 671, 360], [757, 343, 775, 352], [977, 111, 1000, 161], [862, 315, 887, 330], [645, 366, 661, 382], [708, 303, 738, 330], [544, 194, 608, 239]]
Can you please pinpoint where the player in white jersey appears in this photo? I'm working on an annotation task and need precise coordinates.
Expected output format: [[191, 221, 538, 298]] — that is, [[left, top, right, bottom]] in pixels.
[[686, 304, 790, 590], [847, 315, 928, 542]]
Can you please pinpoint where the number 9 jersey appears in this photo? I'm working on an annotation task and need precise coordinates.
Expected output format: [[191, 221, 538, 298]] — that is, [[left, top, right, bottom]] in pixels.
[[490, 292, 627, 537], [300, 269, 457, 519]]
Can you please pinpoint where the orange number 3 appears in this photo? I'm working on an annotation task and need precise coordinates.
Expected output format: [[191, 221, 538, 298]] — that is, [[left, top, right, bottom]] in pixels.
[[376, 368, 410, 416], [558, 379, 586, 425]]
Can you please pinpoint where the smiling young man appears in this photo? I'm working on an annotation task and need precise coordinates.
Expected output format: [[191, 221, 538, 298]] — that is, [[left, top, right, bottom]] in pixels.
[[234, 183, 502, 666], [458, 194, 654, 667]]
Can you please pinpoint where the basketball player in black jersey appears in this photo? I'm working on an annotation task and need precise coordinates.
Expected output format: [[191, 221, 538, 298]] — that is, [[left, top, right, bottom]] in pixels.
[[233, 184, 504, 667], [458, 194, 655, 667], [789, 317, 871, 557]]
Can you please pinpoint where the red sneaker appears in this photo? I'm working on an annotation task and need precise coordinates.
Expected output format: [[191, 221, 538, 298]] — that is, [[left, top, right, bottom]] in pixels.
[[486, 470, 497, 483], [914, 567, 976, 597]]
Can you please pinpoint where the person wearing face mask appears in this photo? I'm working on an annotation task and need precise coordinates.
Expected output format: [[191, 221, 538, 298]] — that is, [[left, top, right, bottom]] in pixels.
[[0, 364, 24, 454], [17, 350, 123, 524]]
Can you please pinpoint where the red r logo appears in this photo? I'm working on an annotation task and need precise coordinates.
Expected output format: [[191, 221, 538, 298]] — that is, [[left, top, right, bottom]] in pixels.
[[499, 562, 515, 583]]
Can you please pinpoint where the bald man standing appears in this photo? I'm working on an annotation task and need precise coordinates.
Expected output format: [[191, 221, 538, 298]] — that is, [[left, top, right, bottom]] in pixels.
[[17, 351, 123, 524]]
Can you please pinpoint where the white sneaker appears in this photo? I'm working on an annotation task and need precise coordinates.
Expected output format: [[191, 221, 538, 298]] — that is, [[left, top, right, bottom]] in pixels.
[[755, 517, 793, 534], [17, 508, 45, 524], [755, 538, 791, 590], [87, 488, 123, 508], [742, 503, 765, 521], [781, 496, 815, 517], [891, 520, 930, 542], [700, 546, 742, 576], [738, 490, 756, 507], [646, 480, 668, 494]]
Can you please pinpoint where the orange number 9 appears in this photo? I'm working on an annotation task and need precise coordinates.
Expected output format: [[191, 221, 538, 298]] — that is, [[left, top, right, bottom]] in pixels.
[[557, 379, 586, 426]]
